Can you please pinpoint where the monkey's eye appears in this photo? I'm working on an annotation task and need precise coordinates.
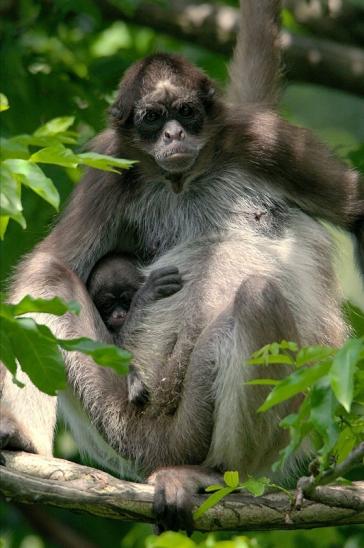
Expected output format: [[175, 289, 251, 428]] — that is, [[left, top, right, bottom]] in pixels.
[[179, 104, 194, 118], [144, 110, 161, 123]]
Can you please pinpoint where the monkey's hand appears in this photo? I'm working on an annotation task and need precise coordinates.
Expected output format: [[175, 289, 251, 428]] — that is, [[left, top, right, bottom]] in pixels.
[[140, 266, 183, 303], [0, 407, 36, 464], [148, 465, 223, 534]]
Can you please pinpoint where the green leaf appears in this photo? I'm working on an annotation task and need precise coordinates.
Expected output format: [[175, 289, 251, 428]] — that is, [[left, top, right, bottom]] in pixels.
[[3, 296, 80, 317], [13, 133, 77, 147], [241, 477, 270, 497], [146, 532, 196, 548], [0, 163, 26, 227], [296, 345, 335, 367], [258, 361, 331, 412], [309, 382, 339, 454], [0, 93, 9, 112], [330, 338, 363, 412], [205, 484, 223, 492], [344, 302, 364, 337], [247, 354, 294, 366], [34, 116, 75, 137], [0, 325, 17, 376], [3, 159, 60, 210], [193, 487, 233, 520], [59, 337, 131, 375], [77, 151, 135, 172], [245, 379, 279, 386], [30, 144, 79, 168], [0, 216, 9, 239], [224, 471, 240, 488], [0, 137, 29, 160], [2, 316, 67, 395]]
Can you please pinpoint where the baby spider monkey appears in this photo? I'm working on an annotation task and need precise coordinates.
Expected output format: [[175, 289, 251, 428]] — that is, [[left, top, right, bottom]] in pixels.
[[87, 254, 183, 404]]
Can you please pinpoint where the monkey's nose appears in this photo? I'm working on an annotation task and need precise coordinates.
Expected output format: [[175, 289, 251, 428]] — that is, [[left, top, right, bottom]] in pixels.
[[163, 121, 185, 143], [164, 129, 184, 141]]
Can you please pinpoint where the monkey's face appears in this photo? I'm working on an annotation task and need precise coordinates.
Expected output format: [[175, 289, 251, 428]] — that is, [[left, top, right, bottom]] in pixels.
[[132, 93, 207, 174], [93, 284, 136, 332], [111, 54, 218, 179]]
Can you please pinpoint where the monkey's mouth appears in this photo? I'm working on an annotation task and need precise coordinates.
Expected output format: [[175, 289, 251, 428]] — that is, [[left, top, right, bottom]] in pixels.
[[156, 148, 197, 173]]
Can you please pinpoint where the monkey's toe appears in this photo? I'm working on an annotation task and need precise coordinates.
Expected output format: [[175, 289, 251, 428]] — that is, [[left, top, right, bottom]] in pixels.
[[150, 470, 194, 535]]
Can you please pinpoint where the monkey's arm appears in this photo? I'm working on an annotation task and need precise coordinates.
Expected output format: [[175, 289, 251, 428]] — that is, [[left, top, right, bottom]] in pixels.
[[118, 266, 183, 405], [233, 110, 364, 229], [227, 0, 282, 107], [1, 159, 135, 455]]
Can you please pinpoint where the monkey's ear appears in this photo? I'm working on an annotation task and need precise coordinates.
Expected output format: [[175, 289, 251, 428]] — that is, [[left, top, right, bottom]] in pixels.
[[109, 90, 134, 127], [199, 77, 217, 108], [109, 62, 143, 126]]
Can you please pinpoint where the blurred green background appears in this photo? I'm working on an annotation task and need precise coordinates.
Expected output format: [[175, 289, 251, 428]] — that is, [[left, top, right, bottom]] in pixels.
[[0, 0, 363, 546]]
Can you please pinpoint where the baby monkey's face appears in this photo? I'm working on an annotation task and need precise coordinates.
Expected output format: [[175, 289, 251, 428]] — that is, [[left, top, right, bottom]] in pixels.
[[87, 255, 143, 334], [95, 282, 136, 331]]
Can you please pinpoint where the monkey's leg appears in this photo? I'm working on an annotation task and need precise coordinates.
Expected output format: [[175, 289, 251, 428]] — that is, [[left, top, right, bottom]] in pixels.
[[0, 365, 57, 457], [151, 275, 301, 532]]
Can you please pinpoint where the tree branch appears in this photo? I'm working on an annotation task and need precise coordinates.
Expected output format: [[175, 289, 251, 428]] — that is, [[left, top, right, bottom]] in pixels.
[[1, 452, 363, 531], [101, 0, 364, 96], [284, 0, 364, 47]]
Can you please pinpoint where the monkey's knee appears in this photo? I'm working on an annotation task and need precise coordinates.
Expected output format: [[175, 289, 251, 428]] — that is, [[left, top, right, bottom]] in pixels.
[[0, 409, 36, 460], [234, 276, 299, 343]]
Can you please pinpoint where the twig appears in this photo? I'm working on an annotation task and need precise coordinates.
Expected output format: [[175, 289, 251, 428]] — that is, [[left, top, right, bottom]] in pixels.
[[296, 443, 364, 510]]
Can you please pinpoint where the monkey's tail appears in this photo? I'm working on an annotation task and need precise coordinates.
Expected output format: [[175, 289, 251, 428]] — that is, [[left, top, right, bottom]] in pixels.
[[226, 0, 282, 107]]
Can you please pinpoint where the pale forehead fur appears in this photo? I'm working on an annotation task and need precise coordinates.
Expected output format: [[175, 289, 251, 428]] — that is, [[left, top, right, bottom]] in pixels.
[[138, 79, 199, 108]]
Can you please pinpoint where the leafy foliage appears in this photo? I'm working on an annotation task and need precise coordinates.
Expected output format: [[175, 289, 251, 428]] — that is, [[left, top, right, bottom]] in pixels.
[[146, 532, 257, 548], [247, 338, 364, 471], [194, 472, 291, 521], [0, 100, 134, 239], [0, 295, 131, 395]]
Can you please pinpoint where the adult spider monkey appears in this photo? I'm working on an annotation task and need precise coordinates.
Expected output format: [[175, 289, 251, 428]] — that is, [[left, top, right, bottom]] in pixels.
[[1, 0, 363, 533]]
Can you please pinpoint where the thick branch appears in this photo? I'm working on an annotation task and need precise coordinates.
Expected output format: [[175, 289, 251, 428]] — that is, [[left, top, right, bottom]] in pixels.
[[284, 0, 364, 47], [1, 452, 363, 531], [101, 0, 364, 96]]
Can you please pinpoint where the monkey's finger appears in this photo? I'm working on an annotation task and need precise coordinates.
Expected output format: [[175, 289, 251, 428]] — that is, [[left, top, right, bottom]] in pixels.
[[163, 502, 179, 532], [152, 273, 183, 286], [176, 489, 194, 535], [149, 266, 179, 281], [153, 485, 169, 532], [154, 284, 183, 298]]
